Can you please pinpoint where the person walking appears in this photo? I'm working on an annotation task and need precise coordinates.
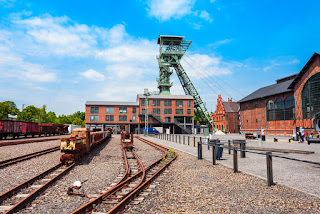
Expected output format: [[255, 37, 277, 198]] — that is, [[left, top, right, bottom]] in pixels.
[[298, 131, 302, 143]]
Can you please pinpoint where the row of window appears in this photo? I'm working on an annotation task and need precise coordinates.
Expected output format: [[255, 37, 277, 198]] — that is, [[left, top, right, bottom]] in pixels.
[[91, 106, 191, 114], [141, 100, 192, 107], [91, 115, 137, 122], [266, 96, 295, 121], [150, 108, 192, 115]]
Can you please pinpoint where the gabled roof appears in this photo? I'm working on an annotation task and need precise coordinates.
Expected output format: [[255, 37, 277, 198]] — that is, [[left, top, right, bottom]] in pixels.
[[222, 102, 239, 112], [238, 77, 295, 103], [288, 52, 320, 89]]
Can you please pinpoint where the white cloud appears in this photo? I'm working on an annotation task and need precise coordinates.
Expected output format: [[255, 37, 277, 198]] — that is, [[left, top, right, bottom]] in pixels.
[[181, 53, 233, 78], [262, 56, 300, 72], [199, 10, 213, 23], [80, 69, 105, 81], [146, 0, 195, 21], [14, 15, 97, 57], [0, 31, 56, 82], [209, 39, 233, 48], [0, 0, 15, 8]]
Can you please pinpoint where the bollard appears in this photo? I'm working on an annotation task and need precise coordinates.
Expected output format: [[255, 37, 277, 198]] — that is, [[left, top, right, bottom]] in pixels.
[[176, 135, 177, 142], [198, 142, 203, 160], [233, 148, 238, 173], [188, 136, 190, 145], [212, 143, 216, 165], [183, 136, 185, 144], [228, 140, 231, 154], [266, 152, 273, 186], [240, 142, 246, 158], [179, 135, 181, 144], [193, 136, 196, 147], [207, 138, 210, 150]]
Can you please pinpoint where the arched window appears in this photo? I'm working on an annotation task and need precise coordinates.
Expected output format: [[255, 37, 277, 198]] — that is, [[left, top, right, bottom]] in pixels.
[[302, 73, 320, 119], [266, 100, 275, 121], [274, 98, 284, 120], [284, 96, 295, 120]]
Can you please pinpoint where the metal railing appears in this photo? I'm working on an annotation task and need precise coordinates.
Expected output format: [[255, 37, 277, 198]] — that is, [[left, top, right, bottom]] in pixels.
[[153, 133, 320, 187]]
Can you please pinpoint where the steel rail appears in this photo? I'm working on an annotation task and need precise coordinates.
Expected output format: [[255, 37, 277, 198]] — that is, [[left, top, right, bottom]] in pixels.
[[0, 146, 60, 169], [2, 163, 75, 214], [0, 138, 62, 147], [71, 137, 168, 214], [0, 135, 111, 213], [107, 136, 177, 214]]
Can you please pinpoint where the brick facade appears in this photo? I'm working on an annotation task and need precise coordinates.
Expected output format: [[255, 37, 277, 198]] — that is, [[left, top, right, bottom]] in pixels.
[[85, 94, 194, 134], [211, 95, 240, 133], [239, 53, 320, 136]]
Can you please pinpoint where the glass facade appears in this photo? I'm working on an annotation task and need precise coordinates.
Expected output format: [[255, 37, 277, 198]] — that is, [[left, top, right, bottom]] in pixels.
[[90, 115, 99, 121], [105, 115, 114, 121], [90, 107, 99, 113], [176, 101, 183, 107], [105, 107, 114, 114], [302, 73, 320, 119], [267, 96, 295, 121], [153, 100, 161, 106], [119, 107, 127, 114], [164, 100, 172, 106]]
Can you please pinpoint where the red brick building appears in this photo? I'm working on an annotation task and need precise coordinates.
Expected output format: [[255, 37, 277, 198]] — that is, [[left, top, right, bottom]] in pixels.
[[239, 53, 320, 136], [211, 95, 240, 133], [85, 94, 194, 134]]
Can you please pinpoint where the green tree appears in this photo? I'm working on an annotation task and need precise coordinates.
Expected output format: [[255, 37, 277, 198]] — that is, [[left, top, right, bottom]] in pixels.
[[0, 101, 19, 119], [20, 105, 40, 122], [69, 111, 85, 122], [38, 105, 47, 125], [72, 117, 84, 127], [56, 114, 71, 124], [45, 111, 57, 123]]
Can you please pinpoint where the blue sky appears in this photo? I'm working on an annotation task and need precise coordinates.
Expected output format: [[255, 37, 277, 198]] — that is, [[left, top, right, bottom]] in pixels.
[[1, 0, 320, 114]]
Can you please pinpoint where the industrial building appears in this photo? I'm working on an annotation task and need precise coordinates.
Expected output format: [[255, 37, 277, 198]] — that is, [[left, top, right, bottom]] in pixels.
[[239, 52, 320, 136], [85, 93, 194, 134], [85, 35, 216, 134], [211, 95, 240, 133]]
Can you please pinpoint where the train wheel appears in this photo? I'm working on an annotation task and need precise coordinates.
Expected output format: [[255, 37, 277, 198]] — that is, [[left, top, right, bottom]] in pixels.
[[12, 135, 15, 139]]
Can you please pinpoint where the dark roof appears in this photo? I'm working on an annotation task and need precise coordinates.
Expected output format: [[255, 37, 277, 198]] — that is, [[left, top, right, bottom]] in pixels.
[[157, 35, 184, 45], [238, 77, 294, 103], [86, 101, 139, 106], [222, 102, 239, 112], [288, 52, 320, 89]]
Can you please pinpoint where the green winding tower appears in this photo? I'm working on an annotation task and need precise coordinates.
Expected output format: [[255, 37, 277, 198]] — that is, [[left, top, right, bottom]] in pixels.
[[156, 35, 215, 129]]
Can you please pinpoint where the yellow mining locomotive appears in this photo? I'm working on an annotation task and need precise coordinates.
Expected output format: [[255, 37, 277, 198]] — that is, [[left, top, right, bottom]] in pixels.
[[60, 128, 111, 163]]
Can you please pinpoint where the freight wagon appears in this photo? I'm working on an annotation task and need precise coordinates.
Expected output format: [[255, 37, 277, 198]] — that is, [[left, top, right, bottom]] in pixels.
[[0, 120, 69, 139]]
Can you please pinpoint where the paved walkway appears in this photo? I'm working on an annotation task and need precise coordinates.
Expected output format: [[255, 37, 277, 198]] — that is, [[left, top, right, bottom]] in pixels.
[[145, 134, 320, 197]]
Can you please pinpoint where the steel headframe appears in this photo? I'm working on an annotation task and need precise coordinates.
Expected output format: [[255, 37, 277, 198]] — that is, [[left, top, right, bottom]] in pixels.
[[156, 35, 215, 130]]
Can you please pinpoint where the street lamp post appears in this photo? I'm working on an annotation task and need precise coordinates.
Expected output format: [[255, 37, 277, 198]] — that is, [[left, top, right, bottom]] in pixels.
[[21, 104, 26, 121]]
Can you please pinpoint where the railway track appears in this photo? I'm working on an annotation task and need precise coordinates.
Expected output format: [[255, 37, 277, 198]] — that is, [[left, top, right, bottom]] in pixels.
[[0, 162, 75, 214], [0, 146, 60, 169], [71, 135, 177, 214], [0, 135, 111, 214], [0, 138, 62, 147]]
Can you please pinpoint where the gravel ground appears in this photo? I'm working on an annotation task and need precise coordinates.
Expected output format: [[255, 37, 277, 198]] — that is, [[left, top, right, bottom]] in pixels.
[[134, 138, 165, 167], [125, 144, 320, 213], [18, 136, 123, 214], [152, 134, 320, 197], [0, 140, 60, 161], [0, 151, 61, 193]]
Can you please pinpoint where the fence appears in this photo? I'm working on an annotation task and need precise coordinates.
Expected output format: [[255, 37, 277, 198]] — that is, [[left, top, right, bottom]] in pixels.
[[153, 133, 320, 187]]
